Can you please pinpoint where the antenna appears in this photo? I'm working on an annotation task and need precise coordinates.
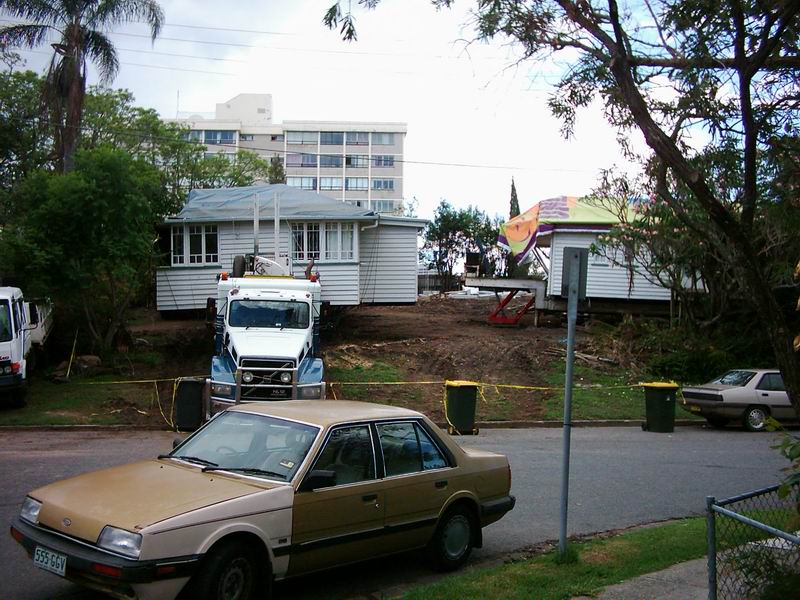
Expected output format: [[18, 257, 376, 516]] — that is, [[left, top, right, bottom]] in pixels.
[[175, 90, 180, 119]]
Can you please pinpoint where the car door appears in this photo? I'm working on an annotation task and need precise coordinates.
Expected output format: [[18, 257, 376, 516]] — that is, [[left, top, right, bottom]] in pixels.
[[755, 373, 793, 420], [288, 423, 385, 576], [375, 420, 453, 553]]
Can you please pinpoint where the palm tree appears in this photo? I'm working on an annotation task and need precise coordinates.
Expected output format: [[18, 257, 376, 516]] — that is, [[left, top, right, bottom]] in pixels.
[[0, 1, 163, 172]]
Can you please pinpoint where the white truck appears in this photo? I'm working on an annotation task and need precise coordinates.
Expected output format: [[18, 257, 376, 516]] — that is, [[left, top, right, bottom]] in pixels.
[[0, 287, 53, 407]]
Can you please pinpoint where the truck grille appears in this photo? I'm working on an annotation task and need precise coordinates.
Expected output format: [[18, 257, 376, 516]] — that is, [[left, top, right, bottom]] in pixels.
[[239, 358, 296, 400], [683, 391, 723, 402]]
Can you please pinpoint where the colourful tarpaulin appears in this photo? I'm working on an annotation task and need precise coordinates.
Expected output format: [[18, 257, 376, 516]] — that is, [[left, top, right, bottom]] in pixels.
[[498, 196, 632, 264]]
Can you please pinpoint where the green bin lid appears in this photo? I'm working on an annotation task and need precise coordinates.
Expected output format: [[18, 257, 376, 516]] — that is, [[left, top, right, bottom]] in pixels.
[[445, 380, 480, 387], [640, 381, 679, 389]]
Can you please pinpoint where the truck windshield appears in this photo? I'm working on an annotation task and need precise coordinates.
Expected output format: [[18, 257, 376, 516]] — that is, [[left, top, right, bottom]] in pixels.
[[0, 301, 11, 342], [229, 299, 310, 329]]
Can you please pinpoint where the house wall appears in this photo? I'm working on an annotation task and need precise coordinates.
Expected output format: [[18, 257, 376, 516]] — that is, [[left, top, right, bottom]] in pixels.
[[547, 231, 671, 301], [359, 224, 419, 303]]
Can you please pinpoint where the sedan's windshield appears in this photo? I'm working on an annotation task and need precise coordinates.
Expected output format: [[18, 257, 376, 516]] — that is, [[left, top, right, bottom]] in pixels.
[[229, 299, 310, 329], [167, 411, 318, 481], [711, 370, 756, 387], [0, 301, 11, 342]]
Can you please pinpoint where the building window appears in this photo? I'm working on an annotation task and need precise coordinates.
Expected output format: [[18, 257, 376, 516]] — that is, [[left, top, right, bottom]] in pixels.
[[320, 131, 344, 145], [271, 134, 284, 142], [372, 178, 394, 191], [204, 130, 236, 145], [182, 130, 202, 142], [346, 155, 369, 168], [373, 200, 398, 213], [345, 177, 368, 191], [346, 131, 369, 145], [372, 132, 394, 145], [320, 154, 343, 168], [171, 226, 184, 265], [239, 134, 254, 141], [204, 225, 218, 263], [320, 177, 343, 191], [372, 155, 395, 167], [286, 131, 317, 145], [287, 177, 318, 190], [292, 223, 320, 261], [286, 153, 317, 167]]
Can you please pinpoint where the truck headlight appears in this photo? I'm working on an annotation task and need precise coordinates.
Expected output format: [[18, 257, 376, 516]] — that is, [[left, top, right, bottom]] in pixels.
[[300, 384, 323, 399], [242, 371, 254, 383], [20, 497, 42, 524], [98, 526, 142, 559], [280, 372, 292, 384], [210, 383, 233, 397]]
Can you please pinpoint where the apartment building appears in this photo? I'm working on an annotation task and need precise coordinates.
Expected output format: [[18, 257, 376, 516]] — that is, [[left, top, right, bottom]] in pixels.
[[166, 93, 407, 214]]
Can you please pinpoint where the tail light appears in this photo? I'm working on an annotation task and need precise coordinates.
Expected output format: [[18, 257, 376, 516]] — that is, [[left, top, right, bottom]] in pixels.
[[10, 363, 20, 374], [507, 464, 512, 491]]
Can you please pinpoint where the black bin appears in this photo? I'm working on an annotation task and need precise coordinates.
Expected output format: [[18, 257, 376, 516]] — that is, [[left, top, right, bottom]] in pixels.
[[641, 382, 679, 433], [445, 380, 479, 435], [175, 378, 206, 431]]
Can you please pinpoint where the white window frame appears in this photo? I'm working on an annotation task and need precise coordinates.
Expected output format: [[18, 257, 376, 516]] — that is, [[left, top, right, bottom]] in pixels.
[[293, 222, 356, 263], [171, 224, 219, 266], [345, 177, 369, 191]]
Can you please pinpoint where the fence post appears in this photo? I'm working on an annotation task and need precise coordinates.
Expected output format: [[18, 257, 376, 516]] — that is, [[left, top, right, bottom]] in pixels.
[[706, 495, 717, 600]]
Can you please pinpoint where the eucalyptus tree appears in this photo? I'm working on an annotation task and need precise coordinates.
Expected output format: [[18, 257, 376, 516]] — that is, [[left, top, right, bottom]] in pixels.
[[325, 0, 800, 410], [0, 0, 163, 171]]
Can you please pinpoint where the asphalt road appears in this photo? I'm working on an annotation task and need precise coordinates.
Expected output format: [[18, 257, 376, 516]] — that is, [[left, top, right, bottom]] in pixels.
[[0, 425, 788, 599]]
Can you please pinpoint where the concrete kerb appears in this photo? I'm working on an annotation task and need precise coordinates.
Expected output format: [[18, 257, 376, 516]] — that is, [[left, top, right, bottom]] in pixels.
[[0, 420, 705, 432]]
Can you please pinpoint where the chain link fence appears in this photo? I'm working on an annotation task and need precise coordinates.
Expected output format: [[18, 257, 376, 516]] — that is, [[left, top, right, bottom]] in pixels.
[[707, 483, 800, 599]]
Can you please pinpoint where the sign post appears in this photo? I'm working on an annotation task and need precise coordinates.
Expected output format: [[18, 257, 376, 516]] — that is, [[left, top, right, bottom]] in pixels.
[[558, 247, 587, 557]]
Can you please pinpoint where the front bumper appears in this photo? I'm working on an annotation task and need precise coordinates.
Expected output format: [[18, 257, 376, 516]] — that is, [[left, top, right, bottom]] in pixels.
[[10, 517, 200, 588]]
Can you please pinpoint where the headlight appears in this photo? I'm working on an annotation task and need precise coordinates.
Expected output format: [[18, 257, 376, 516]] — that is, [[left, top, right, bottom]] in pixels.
[[97, 526, 142, 559], [210, 382, 233, 396], [242, 371, 254, 383], [300, 384, 323, 399], [4, 366, 11, 374], [20, 497, 41, 524], [280, 372, 292, 384]]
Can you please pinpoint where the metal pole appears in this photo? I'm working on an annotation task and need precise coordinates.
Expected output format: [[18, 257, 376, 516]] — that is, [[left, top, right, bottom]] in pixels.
[[706, 496, 717, 600], [558, 250, 580, 556], [253, 194, 260, 258], [274, 192, 280, 262]]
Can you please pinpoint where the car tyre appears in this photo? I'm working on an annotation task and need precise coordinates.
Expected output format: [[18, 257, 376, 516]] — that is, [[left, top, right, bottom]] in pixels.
[[705, 416, 729, 429], [743, 406, 769, 432], [186, 540, 266, 600], [10, 388, 27, 409], [428, 505, 476, 572]]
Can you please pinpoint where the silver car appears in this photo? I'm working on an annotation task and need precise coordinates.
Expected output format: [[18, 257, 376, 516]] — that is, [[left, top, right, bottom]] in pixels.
[[680, 369, 795, 431]]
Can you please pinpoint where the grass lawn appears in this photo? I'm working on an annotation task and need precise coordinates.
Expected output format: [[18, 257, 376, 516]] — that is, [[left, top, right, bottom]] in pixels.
[[402, 518, 707, 600]]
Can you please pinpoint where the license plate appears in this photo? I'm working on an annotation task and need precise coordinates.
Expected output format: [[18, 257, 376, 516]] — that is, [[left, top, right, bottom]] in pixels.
[[33, 545, 67, 577], [688, 405, 701, 412]]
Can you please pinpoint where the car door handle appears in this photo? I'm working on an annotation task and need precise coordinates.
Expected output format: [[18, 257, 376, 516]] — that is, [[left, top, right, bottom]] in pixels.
[[435, 480, 448, 489], [761, 393, 769, 397], [362, 494, 378, 502]]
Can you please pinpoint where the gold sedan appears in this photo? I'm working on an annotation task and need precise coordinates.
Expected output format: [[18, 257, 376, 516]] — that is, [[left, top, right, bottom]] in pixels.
[[10, 401, 515, 600]]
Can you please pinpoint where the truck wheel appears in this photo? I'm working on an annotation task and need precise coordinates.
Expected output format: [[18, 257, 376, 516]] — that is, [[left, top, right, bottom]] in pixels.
[[10, 388, 27, 409], [743, 406, 769, 432], [427, 505, 476, 572], [186, 540, 267, 600], [232, 255, 246, 278]]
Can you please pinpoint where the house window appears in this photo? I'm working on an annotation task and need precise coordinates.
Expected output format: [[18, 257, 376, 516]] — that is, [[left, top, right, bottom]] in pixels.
[[320, 154, 343, 168], [372, 155, 395, 167], [320, 132, 344, 145], [171, 226, 184, 265], [204, 225, 218, 263], [372, 132, 394, 145], [189, 225, 203, 264], [345, 177, 368, 191], [292, 223, 320, 261], [590, 241, 610, 266], [203, 130, 236, 145], [320, 177, 343, 191], [325, 223, 339, 260], [372, 178, 394, 191], [324, 223, 356, 260], [239, 134, 254, 141], [286, 131, 317, 144], [287, 177, 317, 190], [286, 153, 317, 167], [346, 132, 368, 145], [341, 224, 354, 260], [346, 154, 369, 168]]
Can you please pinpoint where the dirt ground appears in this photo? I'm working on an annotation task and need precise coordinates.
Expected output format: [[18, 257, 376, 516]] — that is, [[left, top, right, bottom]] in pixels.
[[322, 296, 588, 422]]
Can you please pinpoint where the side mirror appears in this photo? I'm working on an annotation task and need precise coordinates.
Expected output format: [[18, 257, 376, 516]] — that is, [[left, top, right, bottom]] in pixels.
[[205, 298, 216, 324], [299, 469, 336, 492], [172, 437, 182, 450], [224, 332, 230, 347]]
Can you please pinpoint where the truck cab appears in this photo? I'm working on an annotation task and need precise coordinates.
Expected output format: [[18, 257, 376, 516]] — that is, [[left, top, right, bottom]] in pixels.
[[208, 271, 325, 415]]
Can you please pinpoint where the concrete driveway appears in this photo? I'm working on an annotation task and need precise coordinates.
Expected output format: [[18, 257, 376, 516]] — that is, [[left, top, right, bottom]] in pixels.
[[0, 426, 788, 599]]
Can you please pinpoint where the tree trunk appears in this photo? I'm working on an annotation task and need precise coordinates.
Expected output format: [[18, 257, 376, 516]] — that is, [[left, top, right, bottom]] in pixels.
[[62, 57, 85, 173]]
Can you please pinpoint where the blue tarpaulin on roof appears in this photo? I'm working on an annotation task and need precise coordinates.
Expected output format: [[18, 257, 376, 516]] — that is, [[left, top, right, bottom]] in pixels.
[[165, 184, 378, 223]]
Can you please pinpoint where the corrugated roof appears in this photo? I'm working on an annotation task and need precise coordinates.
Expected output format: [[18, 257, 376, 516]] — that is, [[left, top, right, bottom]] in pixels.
[[165, 184, 378, 223]]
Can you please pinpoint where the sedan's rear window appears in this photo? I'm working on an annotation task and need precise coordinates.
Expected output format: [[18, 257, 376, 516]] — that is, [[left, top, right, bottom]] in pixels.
[[711, 370, 756, 387]]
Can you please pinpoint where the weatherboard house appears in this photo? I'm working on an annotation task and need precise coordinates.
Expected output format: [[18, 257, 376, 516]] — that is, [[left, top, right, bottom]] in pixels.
[[157, 184, 425, 312]]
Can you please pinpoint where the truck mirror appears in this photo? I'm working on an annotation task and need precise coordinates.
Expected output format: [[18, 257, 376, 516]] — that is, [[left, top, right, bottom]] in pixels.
[[205, 298, 216, 324]]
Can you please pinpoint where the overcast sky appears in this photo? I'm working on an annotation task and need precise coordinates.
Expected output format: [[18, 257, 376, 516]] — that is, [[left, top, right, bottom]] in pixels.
[[10, 0, 647, 221]]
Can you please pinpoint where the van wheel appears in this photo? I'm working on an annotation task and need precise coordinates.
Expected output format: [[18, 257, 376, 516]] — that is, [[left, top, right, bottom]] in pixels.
[[428, 505, 476, 572], [743, 406, 768, 432], [187, 540, 265, 600], [232, 255, 246, 278]]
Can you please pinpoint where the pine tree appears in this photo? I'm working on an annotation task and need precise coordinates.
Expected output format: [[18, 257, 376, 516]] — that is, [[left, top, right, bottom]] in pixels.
[[510, 178, 520, 219]]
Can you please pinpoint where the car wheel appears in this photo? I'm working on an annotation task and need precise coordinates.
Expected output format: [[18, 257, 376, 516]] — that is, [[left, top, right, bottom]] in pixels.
[[187, 540, 265, 600], [706, 416, 729, 429], [743, 406, 769, 432], [428, 505, 475, 572]]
